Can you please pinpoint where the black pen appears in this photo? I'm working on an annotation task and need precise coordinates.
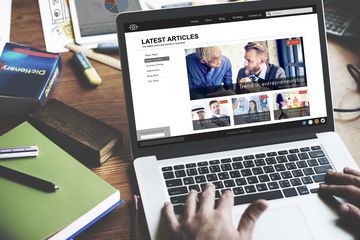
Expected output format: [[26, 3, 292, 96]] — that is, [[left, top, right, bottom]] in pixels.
[[0, 165, 59, 192]]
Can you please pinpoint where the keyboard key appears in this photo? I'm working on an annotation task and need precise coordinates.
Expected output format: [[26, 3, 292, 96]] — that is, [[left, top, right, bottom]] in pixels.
[[263, 166, 275, 173], [310, 188, 319, 193], [218, 172, 230, 180], [275, 164, 286, 171], [241, 169, 252, 177], [290, 178, 302, 186], [244, 160, 255, 168], [300, 147, 311, 152], [233, 187, 245, 195], [162, 166, 172, 171], [230, 170, 241, 178], [303, 168, 315, 176], [314, 165, 332, 174], [170, 195, 187, 204], [318, 157, 329, 165], [168, 186, 188, 196], [256, 183, 268, 192], [270, 173, 281, 181], [173, 204, 184, 214], [235, 178, 247, 186], [311, 146, 321, 150], [258, 174, 270, 182], [281, 171, 292, 179], [278, 150, 289, 155], [277, 156, 288, 163], [175, 170, 186, 178], [298, 153, 310, 160], [232, 162, 244, 170], [309, 150, 325, 158], [279, 180, 291, 188], [268, 182, 280, 190], [265, 157, 277, 165], [313, 174, 326, 182], [297, 186, 309, 195], [221, 158, 232, 163], [197, 161, 208, 166], [267, 152, 277, 157], [255, 153, 266, 158], [163, 171, 175, 179], [255, 159, 266, 166], [209, 160, 220, 165], [206, 174, 218, 182], [301, 176, 313, 184], [245, 185, 256, 193], [285, 163, 297, 170], [247, 176, 259, 184], [252, 167, 264, 175], [244, 155, 255, 160], [233, 157, 243, 162], [283, 188, 298, 197], [296, 161, 308, 168], [292, 170, 304, 177], [183, 177, 195, 185], [289, 149, 299, 153], [166, 179, 183, 187], [188, 185, 201, 192], [234, 190, 284, 205], [287, 154, 298, 162], [213, 181, 224, 189], [221, 163, 232, 171], [200, 183, 208, 190], [224, 180, 236, 188], [198, 167, 210, 174], [210, 165, 221, 173], [307, 159, 319, 166], [195, 176, 206, 183], [215, 190, 221, 199], [186, 163, 196, 168], [174, 164, 185, 170], [187, 168, 198, 176]]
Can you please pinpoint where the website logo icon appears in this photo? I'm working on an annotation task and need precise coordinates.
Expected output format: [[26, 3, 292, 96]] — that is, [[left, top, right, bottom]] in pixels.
[[129, 24, 139, 31]]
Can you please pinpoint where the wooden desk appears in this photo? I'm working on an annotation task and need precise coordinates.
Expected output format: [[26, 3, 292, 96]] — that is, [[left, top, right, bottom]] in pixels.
[[2, 1, 360, 239]]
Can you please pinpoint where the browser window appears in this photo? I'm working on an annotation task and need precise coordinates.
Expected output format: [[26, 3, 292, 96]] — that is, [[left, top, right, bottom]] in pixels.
[[123, 5, 328, 147]]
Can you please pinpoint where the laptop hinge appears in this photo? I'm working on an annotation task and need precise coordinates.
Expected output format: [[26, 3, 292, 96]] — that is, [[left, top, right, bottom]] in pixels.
[[156, 132, 317, 160]]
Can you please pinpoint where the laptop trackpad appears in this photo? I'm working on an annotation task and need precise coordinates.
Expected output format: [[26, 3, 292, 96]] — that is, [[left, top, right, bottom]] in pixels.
[[235, 205, 315, 240]]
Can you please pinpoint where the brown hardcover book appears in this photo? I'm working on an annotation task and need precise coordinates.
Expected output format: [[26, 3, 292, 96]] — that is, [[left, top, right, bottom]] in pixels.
[[29, 99, 122, 167]]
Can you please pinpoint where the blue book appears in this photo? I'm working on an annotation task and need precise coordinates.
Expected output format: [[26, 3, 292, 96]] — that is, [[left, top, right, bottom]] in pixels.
[[0, 42, 61, 115]]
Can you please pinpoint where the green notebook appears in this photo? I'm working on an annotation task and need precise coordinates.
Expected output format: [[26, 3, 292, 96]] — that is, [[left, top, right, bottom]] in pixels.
[[0, 122, 121, 240]]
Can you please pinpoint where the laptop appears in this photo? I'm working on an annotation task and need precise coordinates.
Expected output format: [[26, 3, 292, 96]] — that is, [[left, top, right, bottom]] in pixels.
[[116, 0, 359, 239]]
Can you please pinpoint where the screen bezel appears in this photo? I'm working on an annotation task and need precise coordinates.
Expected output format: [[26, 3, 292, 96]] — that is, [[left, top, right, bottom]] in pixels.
[[116, 0, 334, 160]]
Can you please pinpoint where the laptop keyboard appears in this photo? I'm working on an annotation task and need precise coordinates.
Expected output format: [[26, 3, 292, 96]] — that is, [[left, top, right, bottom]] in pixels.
[[161, 145, 333, 214]]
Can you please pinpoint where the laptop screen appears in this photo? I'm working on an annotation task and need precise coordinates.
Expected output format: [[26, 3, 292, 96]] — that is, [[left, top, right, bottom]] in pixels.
[[122, 4, 328, 148]]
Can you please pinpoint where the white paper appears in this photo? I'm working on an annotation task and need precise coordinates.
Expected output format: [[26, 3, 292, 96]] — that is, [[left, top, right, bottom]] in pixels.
[[38, 0, 74, 53], [0, 0, 12, 53]]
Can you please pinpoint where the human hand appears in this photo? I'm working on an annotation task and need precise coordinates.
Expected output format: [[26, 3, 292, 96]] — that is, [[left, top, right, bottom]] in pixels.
[[319, 167, 360, 225], [239, 77, 252, 85], [164, 183, 268, 240]]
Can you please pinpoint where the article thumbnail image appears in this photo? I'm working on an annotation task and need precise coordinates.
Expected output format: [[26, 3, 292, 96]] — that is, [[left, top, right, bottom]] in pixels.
[[191, 99, 231, 130], [185, 37, 307, 100], [232, 95, 271, 125], [273, 90, 310, 120]]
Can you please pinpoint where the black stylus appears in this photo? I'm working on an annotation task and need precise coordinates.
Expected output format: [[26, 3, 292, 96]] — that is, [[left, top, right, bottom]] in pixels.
[[0, 165, 59, 192]]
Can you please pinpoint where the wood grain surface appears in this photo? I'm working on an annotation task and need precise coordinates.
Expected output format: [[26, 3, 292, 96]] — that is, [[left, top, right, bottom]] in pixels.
[[1, 1, 360, 239]]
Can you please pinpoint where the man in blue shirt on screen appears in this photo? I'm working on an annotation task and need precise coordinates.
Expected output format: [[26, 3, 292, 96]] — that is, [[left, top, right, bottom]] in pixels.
[[186, 46, 233, 100]]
